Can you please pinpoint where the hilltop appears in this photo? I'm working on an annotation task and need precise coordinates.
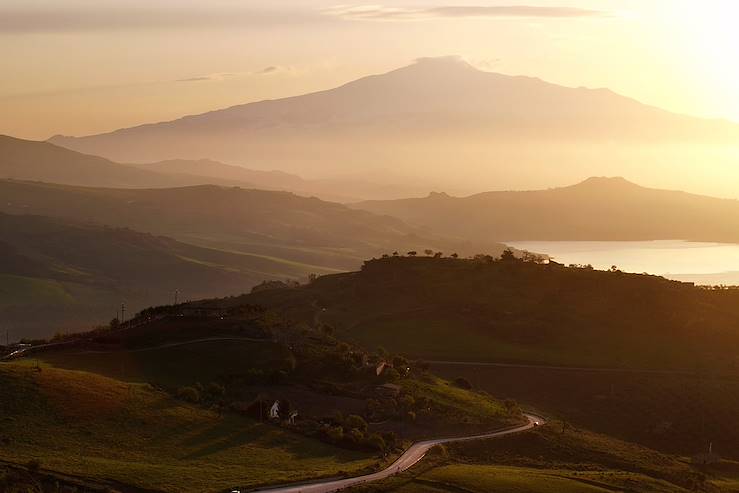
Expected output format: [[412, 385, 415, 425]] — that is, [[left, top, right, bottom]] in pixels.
[[356, 177, 739, 243]]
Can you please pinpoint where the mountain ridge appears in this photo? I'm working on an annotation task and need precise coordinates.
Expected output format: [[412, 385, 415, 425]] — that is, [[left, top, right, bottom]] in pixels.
[[47, 57, 739, 196]]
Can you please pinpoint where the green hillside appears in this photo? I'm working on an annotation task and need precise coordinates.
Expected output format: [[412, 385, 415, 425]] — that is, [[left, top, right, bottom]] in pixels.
[[350, 425, 718, 493], [0, 362, 378, 493], [0, 213, 335, 339]]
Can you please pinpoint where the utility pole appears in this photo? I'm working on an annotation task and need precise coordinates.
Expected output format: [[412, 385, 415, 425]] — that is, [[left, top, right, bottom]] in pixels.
[[174, 289, 179, 305], [121, 302, 126, 323]]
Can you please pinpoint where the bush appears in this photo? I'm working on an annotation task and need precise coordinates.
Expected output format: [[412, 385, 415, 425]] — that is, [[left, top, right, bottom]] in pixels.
[[503, 398, 518, 413], [176, 386, 201, 403], [206, 382, 225, 398], [345, 414, 368, 433], [454, 377, 473, 390], [326, 426, 344, 443], [366, 433, 386, 453], [26, 459, 41, 472], [383, 368, 400, 382]]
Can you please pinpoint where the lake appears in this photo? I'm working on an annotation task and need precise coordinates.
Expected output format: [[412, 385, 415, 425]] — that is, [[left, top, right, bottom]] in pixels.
[[506, 240, 739, 286]]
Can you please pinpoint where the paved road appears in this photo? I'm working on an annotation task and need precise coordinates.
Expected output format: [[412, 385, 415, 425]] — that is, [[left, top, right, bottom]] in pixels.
[[248, 414, 543, 493]]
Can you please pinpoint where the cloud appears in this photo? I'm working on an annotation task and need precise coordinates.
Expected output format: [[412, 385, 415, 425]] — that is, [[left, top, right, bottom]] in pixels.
[[0, 6, 326, 34], [259, 66, 279, 74], [176, 73, 236, 83], [324, 4, 605, 21]]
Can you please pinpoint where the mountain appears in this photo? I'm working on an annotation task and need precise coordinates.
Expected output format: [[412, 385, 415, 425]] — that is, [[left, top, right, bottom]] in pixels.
[[1, 135, 436, 201], [355, 176, 739, 243], [0, 180, 504, 273], [48, 57, 739, 196], [0, 212, 302, 338]]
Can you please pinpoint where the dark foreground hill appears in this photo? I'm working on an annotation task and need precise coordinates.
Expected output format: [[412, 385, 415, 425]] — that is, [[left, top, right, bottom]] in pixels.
[[356, 176, 739, 243], [239, 255, 739, 462], [242, 255, 739, 371], [0, 180, 504, 273]]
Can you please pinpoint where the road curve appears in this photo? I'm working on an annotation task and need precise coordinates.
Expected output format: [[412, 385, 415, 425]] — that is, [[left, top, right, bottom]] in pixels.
[[248, 414, 543, 493]]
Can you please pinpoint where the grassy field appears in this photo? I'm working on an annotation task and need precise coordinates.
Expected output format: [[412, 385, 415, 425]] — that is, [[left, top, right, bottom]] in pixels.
[[0, 362, 379, 493], [0, 274, 74, 308], [433, 363, 739, 461], [350, 422, 713, 493], [380, 464, 690, 493]]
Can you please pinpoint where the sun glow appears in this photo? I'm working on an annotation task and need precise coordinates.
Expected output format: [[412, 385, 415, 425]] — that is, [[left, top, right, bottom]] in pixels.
[[663, 1, 739, 122]]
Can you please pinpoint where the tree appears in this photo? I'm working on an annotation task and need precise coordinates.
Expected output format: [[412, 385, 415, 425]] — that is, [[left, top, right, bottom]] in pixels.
[[206, 382, 225, 398], [308, 273, 318, 283], [109, 317, 120, 330], [450, 252, 459, 259], [433, 251, 443, 258], [326, 426, 344, 443], [424, 249, 434, 256], [383, 367, 400, 382], [453, 377, 472, 390], [177, 386, 201, 403], [366, 433, 386, 453], [407, 251, 417, 256], [346, 414, 368, 433], [500, 248, 516, 262], [392, 251, 399, 256]]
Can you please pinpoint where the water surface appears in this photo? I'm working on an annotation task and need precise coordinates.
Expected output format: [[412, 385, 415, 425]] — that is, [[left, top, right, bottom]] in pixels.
[[506, 240, 739, 286]]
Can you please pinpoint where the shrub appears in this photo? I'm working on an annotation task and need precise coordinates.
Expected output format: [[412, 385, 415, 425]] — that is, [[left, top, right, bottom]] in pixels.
[[366, 433, 386, 453], [347, 428, 364, 444], [453, 377, 473, 390], [383, 368, 400, 382], [345, 414, 368, 433], [176, 386, 201, 403], [503, 398, 518, 413], [206, 382, 225, 398], [399, 394, 415, 411], [326, 426, 344, 443]]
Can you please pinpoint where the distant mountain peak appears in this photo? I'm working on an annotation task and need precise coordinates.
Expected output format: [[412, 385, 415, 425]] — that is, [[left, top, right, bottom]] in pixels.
[[412, 55, 475, 70], [573, 176, 640, 190]]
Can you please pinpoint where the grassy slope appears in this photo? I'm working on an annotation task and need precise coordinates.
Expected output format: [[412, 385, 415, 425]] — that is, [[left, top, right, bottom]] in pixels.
[[34, 339, 287, 388], [0, 212, 335, 339], [351, 424, 713, 493], [0, 362, 377, 493]]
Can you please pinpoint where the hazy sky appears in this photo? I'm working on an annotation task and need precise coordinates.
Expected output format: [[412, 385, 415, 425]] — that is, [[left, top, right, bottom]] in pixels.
[[2, 0, 739, 140]]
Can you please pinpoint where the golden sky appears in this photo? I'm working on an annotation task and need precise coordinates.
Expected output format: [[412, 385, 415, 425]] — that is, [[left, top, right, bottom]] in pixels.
[[2, 0, 739, 140]]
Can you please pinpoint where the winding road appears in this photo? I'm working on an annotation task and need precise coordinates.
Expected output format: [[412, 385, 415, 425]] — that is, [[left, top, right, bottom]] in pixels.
[[248, 414, 543, 493]]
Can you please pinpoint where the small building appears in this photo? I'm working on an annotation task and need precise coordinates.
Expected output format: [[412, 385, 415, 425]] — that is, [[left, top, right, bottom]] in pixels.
[[376, 361, 394, 376], [269, 401, 280, 420]]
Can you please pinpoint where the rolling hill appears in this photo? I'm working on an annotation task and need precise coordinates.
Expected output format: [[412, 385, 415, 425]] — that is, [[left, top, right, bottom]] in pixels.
[[0, 179, 504, 273], [355, 176, 739, 243], [48, 57, 739, 196], [238, 255, 739, 460], [0, 212, 336, 338]]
